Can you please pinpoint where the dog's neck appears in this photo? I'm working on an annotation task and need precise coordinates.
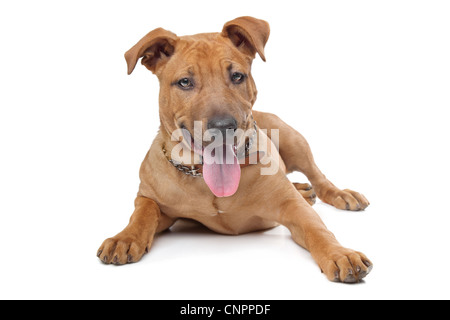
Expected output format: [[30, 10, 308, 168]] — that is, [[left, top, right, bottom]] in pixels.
[[159, 128, 203, 166]]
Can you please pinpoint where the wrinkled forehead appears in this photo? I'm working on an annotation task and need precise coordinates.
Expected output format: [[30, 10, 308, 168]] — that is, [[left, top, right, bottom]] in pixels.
[[163, 34, 251, 76]]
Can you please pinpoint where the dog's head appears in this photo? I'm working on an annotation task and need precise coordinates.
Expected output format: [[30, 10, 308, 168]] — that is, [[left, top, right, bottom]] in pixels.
[[125, 17, 270, 197]]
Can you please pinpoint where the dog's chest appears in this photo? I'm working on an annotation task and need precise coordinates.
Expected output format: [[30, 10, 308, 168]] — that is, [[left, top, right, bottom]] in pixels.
[[157, 189, 277, 235], [158, 191, 234, 219]]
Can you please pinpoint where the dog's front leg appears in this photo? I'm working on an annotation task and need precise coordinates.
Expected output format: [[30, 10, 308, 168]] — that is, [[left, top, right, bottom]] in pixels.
[[97, 196, 173, 265], [278, 198, 373, 283]]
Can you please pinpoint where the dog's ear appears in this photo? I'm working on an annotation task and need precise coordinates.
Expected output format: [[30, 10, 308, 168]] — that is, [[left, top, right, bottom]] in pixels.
[[222, 16, 270, 62], [124, 28, 179, 75]]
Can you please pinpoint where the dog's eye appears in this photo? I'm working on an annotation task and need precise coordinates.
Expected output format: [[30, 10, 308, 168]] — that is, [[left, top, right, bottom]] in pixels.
[[231, 72, 245, 84], [177, 78, 194, 89]]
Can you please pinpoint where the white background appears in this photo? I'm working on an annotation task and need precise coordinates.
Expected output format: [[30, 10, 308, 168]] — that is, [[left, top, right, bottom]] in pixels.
[[1, 0, 449, 300]]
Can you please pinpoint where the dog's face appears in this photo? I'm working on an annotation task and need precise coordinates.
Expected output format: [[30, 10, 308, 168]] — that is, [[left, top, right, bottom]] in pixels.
[[125, 17, 270, 197], [157, 33, 257, 144], [125, 17, 269, 146]]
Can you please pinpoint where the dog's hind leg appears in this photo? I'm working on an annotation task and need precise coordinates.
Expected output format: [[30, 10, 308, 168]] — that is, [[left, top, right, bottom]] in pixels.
[[253, 110, 369, 211], [293, 182, 316, 206]]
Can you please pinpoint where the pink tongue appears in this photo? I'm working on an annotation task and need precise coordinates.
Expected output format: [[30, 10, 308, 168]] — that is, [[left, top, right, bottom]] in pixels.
[[202, 144, 241, 197]]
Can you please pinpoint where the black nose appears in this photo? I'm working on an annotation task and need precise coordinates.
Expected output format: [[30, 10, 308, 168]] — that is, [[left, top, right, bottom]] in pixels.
[[207, 116, 238, 138]]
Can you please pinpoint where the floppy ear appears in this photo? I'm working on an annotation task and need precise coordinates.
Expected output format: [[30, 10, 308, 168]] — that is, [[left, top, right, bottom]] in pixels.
[[221, 16, 270, 62], [124, 28, 179, 75]]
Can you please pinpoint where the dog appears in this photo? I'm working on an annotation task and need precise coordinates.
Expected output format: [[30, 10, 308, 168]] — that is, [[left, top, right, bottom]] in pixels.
[[97, 16, 373, 283]]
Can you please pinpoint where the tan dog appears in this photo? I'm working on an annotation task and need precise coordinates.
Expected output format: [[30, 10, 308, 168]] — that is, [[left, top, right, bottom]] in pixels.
[[97, 16, 373, 283]]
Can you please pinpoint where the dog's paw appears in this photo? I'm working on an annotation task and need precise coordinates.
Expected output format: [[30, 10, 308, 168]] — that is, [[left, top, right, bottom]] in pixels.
[[329, 189, 369, 211], [319, 247, 373, 283], [97, 232, 149, 265], [293, 183, 316, 206]]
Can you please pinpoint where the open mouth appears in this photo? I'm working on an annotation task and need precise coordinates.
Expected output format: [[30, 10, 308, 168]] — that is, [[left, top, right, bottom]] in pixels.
[[182, 128, 242, 198]]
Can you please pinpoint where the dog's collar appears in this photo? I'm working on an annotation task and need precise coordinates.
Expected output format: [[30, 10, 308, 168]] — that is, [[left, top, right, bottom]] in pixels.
[[163, 121, 260, 178]]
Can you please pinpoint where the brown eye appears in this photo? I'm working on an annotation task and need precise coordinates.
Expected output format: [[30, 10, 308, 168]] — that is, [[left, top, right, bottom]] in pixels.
[[177, 78, 194, 89], [231, 72, 245, 84]]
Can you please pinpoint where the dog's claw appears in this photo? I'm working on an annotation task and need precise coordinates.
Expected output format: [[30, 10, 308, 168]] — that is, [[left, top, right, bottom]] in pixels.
[[333, 271, 340, 282], [364, 262, 374, 274], [343, 269, 357, 283], [357, 270, 368, 280]]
